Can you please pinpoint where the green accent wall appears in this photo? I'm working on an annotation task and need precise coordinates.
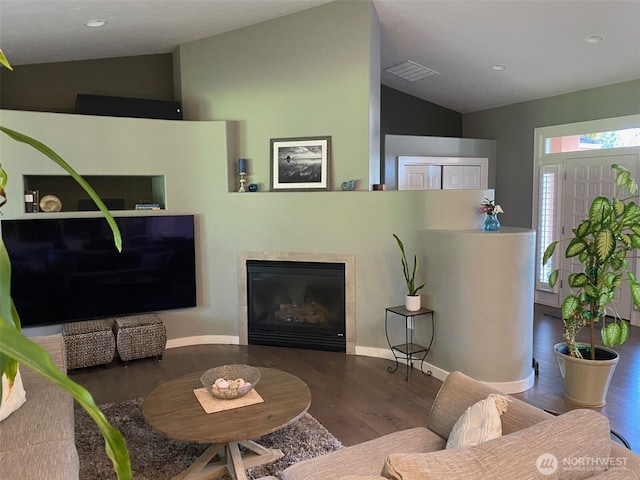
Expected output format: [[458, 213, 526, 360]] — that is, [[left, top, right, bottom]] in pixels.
[[176, 0, 379, 191], [463, 79, 640, 228]]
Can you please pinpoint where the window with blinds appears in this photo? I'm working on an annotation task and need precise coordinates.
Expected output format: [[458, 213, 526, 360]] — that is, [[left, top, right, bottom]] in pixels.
[[537, 165, 559, 291]]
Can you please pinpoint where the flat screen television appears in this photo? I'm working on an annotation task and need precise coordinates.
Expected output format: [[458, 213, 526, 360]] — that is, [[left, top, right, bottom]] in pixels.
[[1, 215, 197, 328]]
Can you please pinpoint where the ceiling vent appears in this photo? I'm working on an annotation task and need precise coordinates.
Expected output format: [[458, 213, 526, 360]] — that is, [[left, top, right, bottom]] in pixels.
[[384, 60, 439, 82]]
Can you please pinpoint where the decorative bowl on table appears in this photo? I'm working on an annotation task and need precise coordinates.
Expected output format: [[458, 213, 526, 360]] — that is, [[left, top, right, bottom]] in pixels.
[[200, 364, 261, 400]]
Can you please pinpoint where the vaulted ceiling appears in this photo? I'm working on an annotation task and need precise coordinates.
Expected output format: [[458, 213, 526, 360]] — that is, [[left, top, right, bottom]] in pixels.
[[1, 0, 638, 113]]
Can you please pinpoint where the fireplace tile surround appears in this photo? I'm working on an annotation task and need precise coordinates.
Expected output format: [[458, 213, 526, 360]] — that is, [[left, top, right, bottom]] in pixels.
[[238, 251, 356, 354]]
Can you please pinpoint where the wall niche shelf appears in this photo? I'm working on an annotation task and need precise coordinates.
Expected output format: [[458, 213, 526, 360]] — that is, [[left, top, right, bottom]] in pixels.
[[23, 175, 166, 213]]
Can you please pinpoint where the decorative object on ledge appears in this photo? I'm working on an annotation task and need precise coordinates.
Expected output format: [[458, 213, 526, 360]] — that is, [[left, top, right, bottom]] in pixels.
[[39, 194, 62, 212], [238, 158, 248, 192], [238, 172, 247, 192], [270, 136, 331, 191], [483, 212, 501, 231], [341, 179, 356, 191], [480, 198, 503, 231], [248, 183, 258, 192], [24, 189, 39, 212], [372, 183, 386, 191], [134, 203, 161, 210]]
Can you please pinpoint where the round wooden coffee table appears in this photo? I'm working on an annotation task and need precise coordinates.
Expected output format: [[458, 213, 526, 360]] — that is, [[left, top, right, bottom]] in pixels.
[[142, 367, 311, 480]]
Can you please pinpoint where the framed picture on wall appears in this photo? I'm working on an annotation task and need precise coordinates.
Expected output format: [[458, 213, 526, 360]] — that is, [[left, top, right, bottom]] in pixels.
[[270, 136, 331, 191]]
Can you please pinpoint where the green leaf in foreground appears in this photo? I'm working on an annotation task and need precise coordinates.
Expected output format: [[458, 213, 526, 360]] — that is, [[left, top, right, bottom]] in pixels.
[[542, 241, 557, 266], [601, 322, 620, 347], [0, 318, 131, 479], [630, 281, 640, 309], [619, 319, 630, 346], [0, 49, 12, 70], [561, 295, 580, 320]]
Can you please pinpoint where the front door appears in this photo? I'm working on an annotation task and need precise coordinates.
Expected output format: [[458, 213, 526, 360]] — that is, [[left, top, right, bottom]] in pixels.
[[563, 154, 638, 320]]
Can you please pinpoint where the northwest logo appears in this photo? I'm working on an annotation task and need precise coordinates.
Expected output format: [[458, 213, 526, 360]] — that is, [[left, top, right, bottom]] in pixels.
[[537, 453, 559, 475]]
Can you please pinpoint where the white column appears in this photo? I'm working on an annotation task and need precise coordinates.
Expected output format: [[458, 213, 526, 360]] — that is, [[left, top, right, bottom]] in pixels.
[[421, 227, 536, 393]]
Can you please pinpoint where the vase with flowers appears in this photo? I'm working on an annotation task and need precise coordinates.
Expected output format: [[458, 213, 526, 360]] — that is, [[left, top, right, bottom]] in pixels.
[[480, 198, 504, 231]]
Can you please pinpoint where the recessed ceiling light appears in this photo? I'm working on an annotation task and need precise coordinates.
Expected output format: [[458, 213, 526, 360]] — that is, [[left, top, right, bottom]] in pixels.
[[584, 34, 604, 44], [491, 64, 506, 71], [85, 19, 106, 28]]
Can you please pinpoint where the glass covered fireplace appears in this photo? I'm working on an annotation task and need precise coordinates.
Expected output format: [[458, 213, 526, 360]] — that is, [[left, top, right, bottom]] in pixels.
[[246, 260, 346, 352]]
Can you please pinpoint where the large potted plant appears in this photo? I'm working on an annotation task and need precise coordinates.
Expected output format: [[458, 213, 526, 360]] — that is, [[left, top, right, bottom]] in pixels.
[[0, 50, 131, 479], [393, 234, 425, 311], [543, 163, 640, 406]]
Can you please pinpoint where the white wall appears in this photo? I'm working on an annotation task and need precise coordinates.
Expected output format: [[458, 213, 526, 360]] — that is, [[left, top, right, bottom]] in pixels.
[[423, 227, 535, 392]]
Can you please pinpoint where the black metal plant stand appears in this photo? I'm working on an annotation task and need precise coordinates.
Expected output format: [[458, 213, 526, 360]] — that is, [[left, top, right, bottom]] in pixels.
[[385, 305, 435, 381]]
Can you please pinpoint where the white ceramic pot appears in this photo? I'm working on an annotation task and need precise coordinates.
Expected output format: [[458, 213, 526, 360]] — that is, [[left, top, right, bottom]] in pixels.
[[554, 343, 619, 407], [405, 294, 421, 312]]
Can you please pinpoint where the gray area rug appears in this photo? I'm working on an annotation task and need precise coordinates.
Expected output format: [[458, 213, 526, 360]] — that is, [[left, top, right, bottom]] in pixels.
[[75, 397, 343, 480]]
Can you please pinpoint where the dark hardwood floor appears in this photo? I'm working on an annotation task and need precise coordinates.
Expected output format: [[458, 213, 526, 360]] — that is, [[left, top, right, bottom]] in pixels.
[[70, 304, 640, 453]]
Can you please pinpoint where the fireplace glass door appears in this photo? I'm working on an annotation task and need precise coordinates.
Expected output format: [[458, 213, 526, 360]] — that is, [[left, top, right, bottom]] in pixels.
[[247, 260, 346, 352]]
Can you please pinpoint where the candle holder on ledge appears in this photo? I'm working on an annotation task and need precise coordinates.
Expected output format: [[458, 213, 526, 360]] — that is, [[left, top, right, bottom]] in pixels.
[[238, 172, 247, 192]]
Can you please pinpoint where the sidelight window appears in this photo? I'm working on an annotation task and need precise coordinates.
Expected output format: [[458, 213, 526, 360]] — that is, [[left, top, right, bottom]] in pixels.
[[537, 165, 559, 291]]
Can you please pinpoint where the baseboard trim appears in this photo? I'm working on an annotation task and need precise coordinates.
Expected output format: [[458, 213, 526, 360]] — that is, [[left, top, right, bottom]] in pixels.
[[483, 370, 536, 394], [166, 335, 239, 349]]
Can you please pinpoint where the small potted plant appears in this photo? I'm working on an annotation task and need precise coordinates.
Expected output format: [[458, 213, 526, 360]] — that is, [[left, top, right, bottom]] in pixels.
[[393, 234, 425, 311], [543, 163, 640, 406], [480, 198, 504, 231]]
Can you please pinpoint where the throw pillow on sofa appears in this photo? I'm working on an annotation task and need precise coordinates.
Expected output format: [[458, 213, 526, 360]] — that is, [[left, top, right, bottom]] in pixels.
[[445, 393, 511, 448], [382, 409, 612, 480], [0, 369, 26, 422]]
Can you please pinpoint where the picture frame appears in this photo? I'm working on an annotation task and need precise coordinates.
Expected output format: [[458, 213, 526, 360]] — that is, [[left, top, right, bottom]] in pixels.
[[270, 136, 331, 191]]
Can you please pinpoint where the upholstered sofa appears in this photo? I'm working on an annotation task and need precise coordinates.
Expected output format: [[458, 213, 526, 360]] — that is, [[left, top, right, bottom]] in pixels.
[[280, 371, 640, 480], [0, 334, 79, 480]]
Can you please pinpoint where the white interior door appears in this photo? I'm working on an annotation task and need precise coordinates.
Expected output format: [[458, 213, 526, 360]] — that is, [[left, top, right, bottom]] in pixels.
[[442, 165, 481, 189], [399, 165, 441, 190], [397, 156, 488, 190], [563, 154, 638, 320], [462, 165, 481, 189]]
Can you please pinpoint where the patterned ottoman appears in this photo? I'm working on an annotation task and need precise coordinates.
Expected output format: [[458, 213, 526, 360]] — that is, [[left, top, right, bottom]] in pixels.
[[114, 314, 166, 365], [62, 320, 116, 369]]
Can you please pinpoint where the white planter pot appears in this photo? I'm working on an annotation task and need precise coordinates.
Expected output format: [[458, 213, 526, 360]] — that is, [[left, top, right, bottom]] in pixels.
[[405, 295, 421, 312], [554, 343, 619, 407]]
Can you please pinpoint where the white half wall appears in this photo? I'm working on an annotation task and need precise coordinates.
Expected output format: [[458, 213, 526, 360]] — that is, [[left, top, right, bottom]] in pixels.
[[422, 227, 536, 392]]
